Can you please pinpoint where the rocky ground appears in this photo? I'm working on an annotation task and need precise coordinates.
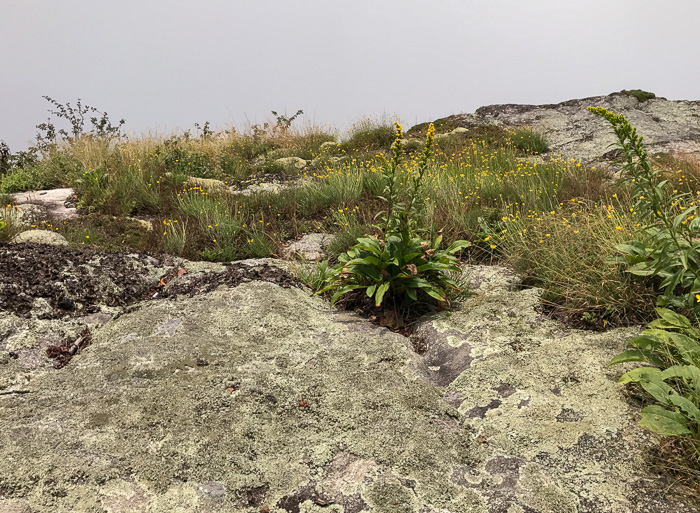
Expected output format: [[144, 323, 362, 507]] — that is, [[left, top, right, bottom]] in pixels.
[[445, 92, 700, 164], [0, 242, 696, 513], [2, 92, 700, 512]]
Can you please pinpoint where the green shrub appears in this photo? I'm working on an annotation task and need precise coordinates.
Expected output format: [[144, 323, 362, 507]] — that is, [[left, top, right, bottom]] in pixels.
[[317, 123, 470, 326], [622, 89, 656, 102], [0, 167, 49, 193], [405, 117, 455, 138]]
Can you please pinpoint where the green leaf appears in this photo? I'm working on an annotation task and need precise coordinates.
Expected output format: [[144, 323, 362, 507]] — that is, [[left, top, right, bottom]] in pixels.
[[660, 268, 686, 296], [446, 240, 471, 253], [348, 264, 382, 281], [330, 285, 366, 306], [656, 308, 693, 329], [424, 286, 446, 301], [375, 282, 391, 306], [615, 240, 647, 256], [405, 287, 418, 301], [668, 392, 700, 424], [608, 349, 665, 367], [626, 334, 663, 351], [627, 261, 655, 276], [673, 206, 697, 231], [618, 366, 661, 385], [416, 262, 456, 273], [366, 284, 377, 298], [639, 405, 691, 435], [661, 365, 700, 391]]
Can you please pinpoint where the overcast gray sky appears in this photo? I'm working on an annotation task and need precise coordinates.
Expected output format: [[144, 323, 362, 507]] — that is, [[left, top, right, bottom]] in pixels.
[[2, 0, 699, 150]]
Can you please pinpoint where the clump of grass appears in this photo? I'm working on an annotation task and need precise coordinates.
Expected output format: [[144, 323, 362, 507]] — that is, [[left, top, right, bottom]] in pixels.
[[162, 218, 187, 255], [0, 204, 26, 241], [501, 199, 656, 325], [621, 89, 656, 102], [510, 127, 549, 154], [405, 116, 456, 138], [0, 166, 54, 193], [340, 117, 397, 152], [45, 214, 157, 251]]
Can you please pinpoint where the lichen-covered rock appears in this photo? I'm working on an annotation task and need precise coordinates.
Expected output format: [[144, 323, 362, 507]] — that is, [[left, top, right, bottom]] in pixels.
[[0, 255, 695, 512], [10, 229, 68, 245], [421, 93, 700, 163], [184, 176, 229, 196], [320, 141, 339, 150], [282, 233, 335, 261], [275, 156, 308, 170], [414, 265, 694, 512]]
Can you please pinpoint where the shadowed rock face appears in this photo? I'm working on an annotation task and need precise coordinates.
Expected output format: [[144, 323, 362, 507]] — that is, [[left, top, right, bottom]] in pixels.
[[442, 92, 700, 163], [0, 248, 696, 512]]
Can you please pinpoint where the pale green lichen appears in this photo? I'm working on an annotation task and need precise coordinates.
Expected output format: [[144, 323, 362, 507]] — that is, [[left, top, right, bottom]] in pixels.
[[0, 264, 694, 512]]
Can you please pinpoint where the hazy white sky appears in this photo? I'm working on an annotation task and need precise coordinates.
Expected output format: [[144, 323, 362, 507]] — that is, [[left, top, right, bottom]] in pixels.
[[2, 0, 699, 150]]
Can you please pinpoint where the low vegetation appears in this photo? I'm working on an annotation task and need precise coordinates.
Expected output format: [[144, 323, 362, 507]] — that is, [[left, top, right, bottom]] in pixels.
[[317, 123, 470, 327], [621, 89, 657, 102], [4, 97, 700, 486]]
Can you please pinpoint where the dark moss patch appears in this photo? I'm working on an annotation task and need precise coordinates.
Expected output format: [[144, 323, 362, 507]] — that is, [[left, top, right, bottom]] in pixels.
[[0, 242, 169, 318], [159, 263, 304, 299], [406, 117, 456, 137]]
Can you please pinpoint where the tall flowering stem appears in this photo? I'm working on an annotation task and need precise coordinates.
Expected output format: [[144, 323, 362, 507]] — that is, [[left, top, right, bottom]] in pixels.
[[589, 107, 700, 312]]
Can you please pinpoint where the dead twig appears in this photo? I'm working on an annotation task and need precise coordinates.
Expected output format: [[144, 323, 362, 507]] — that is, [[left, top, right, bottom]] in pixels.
[[0, 389, 31, 396]]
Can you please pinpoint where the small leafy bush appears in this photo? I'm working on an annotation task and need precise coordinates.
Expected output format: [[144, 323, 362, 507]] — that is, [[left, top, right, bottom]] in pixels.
[[610, 308, 700, 438], [317, 123, 470, 324], [73, 165, 109, 211], [0, 167, 49, 193], [35, 96, 125, 151], [621, 89, 656, 102], [589, 107, 700, 315]]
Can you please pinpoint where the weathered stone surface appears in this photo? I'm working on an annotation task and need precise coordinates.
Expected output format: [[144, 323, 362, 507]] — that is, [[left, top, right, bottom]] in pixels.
[[184, 177, 229, 196], [0, 249, 695, 512], [275, 156, 308, 170], [282, 233, 335, 262], [414, 265, 696, 512], [320, 141, 339, 150], [11, 188, 77, 220], [10, 229, 68, 245], [229, 173, 312, 196], [422, 92, 700, 163]]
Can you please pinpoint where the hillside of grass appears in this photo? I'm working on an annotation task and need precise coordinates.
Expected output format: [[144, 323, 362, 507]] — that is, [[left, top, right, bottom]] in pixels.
[[4, 109, 696, 330]]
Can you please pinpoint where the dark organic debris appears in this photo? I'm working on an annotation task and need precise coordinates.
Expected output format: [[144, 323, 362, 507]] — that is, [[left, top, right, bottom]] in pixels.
[[0, 242, 169, 318], [0, 389, 31, 396], [46, 329, 92, 369], [159, 263, 304, 299]]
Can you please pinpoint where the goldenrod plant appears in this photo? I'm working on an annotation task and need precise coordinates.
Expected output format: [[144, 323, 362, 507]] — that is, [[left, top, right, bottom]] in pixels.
[[589, 107, 700, 315], [317, 123, 470, 320], [609, 308, 700, 438]]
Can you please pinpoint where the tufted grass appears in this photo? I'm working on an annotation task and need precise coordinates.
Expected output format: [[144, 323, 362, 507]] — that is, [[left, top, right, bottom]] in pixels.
[[8, 115, 695, 328]]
